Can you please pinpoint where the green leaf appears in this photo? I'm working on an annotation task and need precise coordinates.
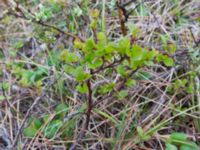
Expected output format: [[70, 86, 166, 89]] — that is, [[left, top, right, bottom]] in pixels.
[[34, 119, 43, 129], [19, 70, 35, 86], [117, 65, 127, 77], [36, 4, 53, 21], [180, 142, 199, 150], [66, 52, 79, 63], [131, 44, 144, 61], [163, 56, 174, 67], [170, 132, 188, 141], [96, 32, 107, 52], [0, 82, 10, 91], [83, 38, 96, 52], [0, 95, 11, 101], [142, 134, 151, 141], [160, 34, 170, 47], [88, 59, 103, 69], [118, 90, 128, 100], [24, 127, 38, 138], [74, 38, 84, 49], [0, 95, 6, 101], [187, 142, 198, 150], [47, 51, 60, 66], [59, 50, 68, 61], [125, 79, 136, 87], [136, 126, 151, 141], [76, 72, 91, 82], [43, 120, 62, 139], [76, 83, 88, 94], [55, 104, 69, 118], [99, 83, 115, 94], [13, 41, 24, 49], [130, 61, 137, 70], [91, 9, 100, 18], [64, 65, 75, 74], [73, 6, 83, 17], [186, 83, 194, 94], [60, 50, 79, 63], [180, 145, 192, 150], [60, 118, 76, 138], [166, 143, 178, 150], [146, 49, 159, 60], [95, 48, 105, 57], [34, 67, 47, 82], [136, 126, 144, 137], [130, 59, 143, 70], [156, 54, 164, 62], [90, 20, 97, 29], [105, 43, 114, 53], [24, 117, 42, 138], [97, 32, 107, 43], [69, 66, 91, 82], [174, 79, 182, 89], [118, 37, 130, 55]]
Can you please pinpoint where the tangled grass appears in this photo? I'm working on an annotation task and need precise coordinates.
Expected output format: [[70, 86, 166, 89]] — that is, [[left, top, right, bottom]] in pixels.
[[0, 0, 200, 149]]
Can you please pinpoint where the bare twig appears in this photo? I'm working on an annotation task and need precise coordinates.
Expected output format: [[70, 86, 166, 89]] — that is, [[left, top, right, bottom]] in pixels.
[[116, 0, 127, 36]]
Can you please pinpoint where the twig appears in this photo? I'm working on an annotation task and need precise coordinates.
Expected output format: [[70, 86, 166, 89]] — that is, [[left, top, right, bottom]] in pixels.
[[69, 78, 93, 150], [92, 68, 139, 108], [6, 1, 84, 41], [116, 1, 127, 36], [92, 56, 125, 74]]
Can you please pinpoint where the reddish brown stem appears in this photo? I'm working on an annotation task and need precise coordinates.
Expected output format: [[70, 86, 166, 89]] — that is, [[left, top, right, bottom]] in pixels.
[[70, 79, 93, 150], [117, 1, 127, 36]]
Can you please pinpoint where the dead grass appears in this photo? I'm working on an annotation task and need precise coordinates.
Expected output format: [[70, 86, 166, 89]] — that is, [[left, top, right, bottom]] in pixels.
[[0, 0, 200, 149]]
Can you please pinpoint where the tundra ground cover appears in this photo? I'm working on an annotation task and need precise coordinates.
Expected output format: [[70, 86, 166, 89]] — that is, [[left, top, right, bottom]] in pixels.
[[0, 0, 200, 149]]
